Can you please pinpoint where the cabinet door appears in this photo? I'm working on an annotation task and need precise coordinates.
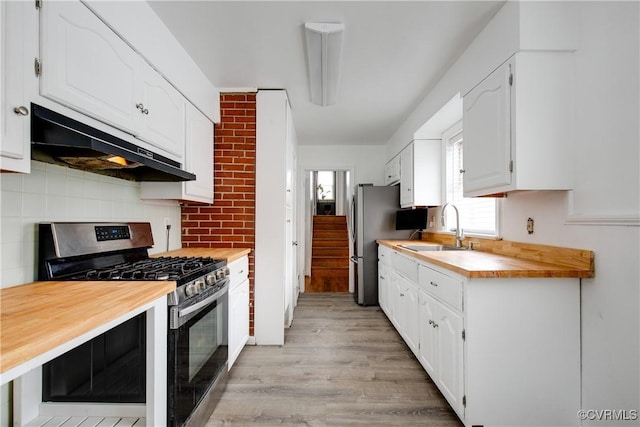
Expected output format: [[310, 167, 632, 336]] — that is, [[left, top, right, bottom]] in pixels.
[[399, 144, 414, 207], [378, 262, 389, 314], [436, 302, 464, 416], [228, 278, 249, 369], [384, 155, 400, 185], [183, 103, 214, 202], [137, 61, 185, 158], [401, 278, 420, 355], [463, 59, 512, 195], [418, 290, 438, 377], [40, 0, 139, 135], [388, 270, 401, 329], [1, 1, 35, 173]]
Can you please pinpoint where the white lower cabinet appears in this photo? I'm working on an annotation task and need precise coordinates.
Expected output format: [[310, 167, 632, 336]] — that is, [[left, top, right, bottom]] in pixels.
[[228, 256, 249, 370], [378, 245, 580, 426], [419, 290, 464, 416]]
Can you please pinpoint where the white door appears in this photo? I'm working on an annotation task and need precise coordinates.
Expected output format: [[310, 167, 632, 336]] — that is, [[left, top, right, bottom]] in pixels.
[[137, 61, 185, 158], [436, 301, 465, 416], [463, 59, 512, 195], [40, 1, 139, 135]]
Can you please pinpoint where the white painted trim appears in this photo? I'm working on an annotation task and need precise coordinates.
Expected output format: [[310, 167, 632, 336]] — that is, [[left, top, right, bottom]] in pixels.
[[246, 336, 257, 346], [39, 403, 145, 418]]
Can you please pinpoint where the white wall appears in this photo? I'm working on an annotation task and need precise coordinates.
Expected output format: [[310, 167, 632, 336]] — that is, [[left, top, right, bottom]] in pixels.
[[297, 144, 387, 186], [387, 1, 639, 423], [0, 161, 182, 289]]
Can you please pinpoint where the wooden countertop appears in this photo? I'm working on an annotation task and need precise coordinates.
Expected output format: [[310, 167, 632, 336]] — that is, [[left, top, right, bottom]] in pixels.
[[0, 280, 175, 377], [155, 247, 251, 263], [0, 247, 250, 379], [377, 240, 594, 279]]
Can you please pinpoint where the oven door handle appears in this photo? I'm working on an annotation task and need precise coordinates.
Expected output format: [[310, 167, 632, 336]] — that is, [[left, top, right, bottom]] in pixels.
[[178, 282, 229, 318]]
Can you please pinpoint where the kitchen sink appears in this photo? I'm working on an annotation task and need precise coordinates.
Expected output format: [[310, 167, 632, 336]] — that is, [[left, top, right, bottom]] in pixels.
[[398, 244, 467, 252]]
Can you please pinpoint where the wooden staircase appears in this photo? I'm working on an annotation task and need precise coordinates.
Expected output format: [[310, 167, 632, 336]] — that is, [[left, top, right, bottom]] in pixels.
[[308, 215, 349, 292]]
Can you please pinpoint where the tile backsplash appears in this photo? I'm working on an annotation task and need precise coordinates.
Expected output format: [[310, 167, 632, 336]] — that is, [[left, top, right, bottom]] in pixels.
[[0, 161, 182, 288]]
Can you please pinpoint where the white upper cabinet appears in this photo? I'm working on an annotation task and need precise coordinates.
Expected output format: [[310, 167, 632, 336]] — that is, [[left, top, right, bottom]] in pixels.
[[39, 0, 186, 161], [399, 139, 442, 208], [462, 60, 511, 193], [40, 0, 140, 136], [463, 52, 574, 197], [384, 154, 400, 185], [136, 61, 185, 158], [141, 103, 214, 203], [1, 1, 37, 173]]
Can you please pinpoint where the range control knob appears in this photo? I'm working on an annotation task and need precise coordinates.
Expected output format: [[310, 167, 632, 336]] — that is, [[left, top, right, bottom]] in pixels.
[[205, 273, 216, 286], [185, 283, 198, 297], [195, 279, 206, 292], [215, 270, 225, 280]]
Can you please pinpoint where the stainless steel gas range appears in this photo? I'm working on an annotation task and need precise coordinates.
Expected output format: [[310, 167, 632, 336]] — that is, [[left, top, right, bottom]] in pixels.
[[38, 222, 229, 427]]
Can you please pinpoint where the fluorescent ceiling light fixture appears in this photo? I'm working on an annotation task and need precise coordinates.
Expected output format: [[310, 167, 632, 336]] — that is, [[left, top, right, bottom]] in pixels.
[[305, 22, 344, 106]]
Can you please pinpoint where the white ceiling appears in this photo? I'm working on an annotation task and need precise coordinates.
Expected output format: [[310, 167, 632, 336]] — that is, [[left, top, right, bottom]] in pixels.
[[147, 1, 504, 146]]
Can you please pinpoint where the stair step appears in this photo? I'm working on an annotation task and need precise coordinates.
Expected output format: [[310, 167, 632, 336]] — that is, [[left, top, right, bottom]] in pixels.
[[313, 230, 348, 239], [312, 247, 349, 257], [311, 266, 349, 277], [313, 215, 347, 223], [311, 257, 349, 268], [307, 275, 349, 292], [312, 239, 348, 248], [313, 222, 348, 231]]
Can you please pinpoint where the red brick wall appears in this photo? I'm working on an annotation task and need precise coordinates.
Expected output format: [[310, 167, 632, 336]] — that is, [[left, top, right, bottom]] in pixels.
[[181, 92, 257, 335]]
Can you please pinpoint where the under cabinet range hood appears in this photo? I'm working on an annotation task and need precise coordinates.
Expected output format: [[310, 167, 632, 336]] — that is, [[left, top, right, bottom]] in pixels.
[[30, 104, 196, 182]]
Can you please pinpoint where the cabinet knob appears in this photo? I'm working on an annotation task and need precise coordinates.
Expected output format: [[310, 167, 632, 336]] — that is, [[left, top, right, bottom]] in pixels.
[[13, 106, 29, 116], [428, 319, 433, 325], [400, 293, 405, 297], [292, 241, 298, 246], [459, 169, 466, 174], [430, 281, 438, 287]]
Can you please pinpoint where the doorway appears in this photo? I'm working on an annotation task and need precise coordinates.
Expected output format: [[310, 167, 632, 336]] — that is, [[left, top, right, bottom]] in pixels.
[[305, 170, 351, 292]]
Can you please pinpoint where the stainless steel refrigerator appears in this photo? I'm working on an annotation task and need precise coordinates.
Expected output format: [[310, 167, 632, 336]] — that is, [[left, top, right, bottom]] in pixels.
[[349, 184, 409, 306]]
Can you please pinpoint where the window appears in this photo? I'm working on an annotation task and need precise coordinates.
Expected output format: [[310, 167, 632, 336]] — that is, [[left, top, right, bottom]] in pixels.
[[316, 171, 335, 201], [442, 122, 497, 236]]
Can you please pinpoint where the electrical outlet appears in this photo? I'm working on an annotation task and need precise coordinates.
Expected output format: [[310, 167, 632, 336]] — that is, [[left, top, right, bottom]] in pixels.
[[527, 217, 534, 234]]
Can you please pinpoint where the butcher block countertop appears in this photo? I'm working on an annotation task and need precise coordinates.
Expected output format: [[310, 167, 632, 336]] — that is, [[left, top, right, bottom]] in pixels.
[[156, 247, 251, 263], [377, 239, 594, 279], [0, 247, 250, 380], [0, 280, 175, 378]]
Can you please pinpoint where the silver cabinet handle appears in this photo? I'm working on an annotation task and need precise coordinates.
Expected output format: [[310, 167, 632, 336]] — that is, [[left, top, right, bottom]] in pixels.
[[13, 106, 29, 116], [430, 281, 438, 287], [433, 322, 439, 328], [136, 103, 149, 115], [400, 293, 405, 297], [459, 169, 466, 173], [428, 320, 433, 325], [292, 241, 298, 246]]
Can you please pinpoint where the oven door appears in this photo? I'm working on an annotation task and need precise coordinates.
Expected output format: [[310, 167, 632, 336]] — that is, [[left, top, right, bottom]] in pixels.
[[168, 281, 229, 427]]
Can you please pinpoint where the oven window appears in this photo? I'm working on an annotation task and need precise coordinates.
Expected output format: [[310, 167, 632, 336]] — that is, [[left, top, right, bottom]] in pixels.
[[189, 307, 219, 381]]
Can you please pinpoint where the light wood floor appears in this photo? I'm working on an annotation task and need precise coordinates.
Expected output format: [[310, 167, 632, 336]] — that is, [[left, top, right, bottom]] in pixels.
[[207, 293, 463, 426]]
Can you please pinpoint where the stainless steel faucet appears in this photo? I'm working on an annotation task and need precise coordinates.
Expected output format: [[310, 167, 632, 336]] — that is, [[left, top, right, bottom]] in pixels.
[[441, 202, 464, 247]]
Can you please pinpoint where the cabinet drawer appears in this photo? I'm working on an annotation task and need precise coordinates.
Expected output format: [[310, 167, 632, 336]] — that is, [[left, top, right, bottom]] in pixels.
[[391, 251, 418, 283], [378, 245, 393, 266], [228, 256, 249, 287], [418, 264, 462, 311]]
